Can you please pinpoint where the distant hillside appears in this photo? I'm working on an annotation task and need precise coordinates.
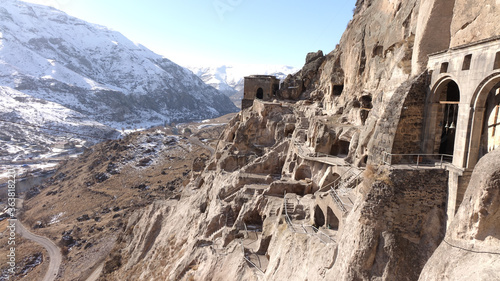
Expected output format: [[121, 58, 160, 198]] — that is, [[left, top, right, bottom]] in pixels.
[[0, 0, 239, 129]]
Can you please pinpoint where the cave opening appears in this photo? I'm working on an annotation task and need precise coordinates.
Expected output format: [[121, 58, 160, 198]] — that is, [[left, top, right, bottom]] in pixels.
[[294, 165, 312, 181], [314, 205, 325, 227]]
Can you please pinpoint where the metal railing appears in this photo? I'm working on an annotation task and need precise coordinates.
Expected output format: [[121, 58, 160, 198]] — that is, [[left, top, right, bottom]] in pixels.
[[283, 192, 295, 231], [310, 225, 336, 244], [318, 167, 363, 193], [283, 192, 335, 244], [330, 188, 348, 214], [383, 152, 453, 168], [240, 241, 265, 275], [243, 223, 249, 238], [293, 141, 350, 166]]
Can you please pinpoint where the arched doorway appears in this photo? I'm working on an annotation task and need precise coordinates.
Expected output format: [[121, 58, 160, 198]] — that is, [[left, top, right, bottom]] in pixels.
[[256, 88, 264, 99], [314, 205, 325, 227], [478, 82, 500, 159], [467, 74, 500, 168], [431, 79, 460, 158]]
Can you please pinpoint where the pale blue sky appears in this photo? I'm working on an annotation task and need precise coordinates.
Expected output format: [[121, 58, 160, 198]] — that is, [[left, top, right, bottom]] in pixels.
[[24, 0, 356, 68]]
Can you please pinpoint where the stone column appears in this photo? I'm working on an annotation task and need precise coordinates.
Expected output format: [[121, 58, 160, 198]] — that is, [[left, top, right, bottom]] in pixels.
[[422, 102, 440, 154], [451, 103, 471, 168], [466, 106, 486, 168]]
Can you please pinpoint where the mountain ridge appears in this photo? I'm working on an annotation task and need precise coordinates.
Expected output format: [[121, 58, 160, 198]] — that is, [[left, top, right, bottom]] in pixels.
[[0, 0, 239, 129]]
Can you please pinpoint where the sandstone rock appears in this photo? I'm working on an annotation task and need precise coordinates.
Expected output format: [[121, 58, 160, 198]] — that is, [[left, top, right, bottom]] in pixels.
[[305, 50, 324, 64], [418, 149, 500, 281], [94, 1, 500, 281], [326, 168, 448, 281]]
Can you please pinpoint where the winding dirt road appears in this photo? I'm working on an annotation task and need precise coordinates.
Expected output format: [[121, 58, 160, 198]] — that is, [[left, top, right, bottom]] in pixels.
[[85, 262, 104, 281], [15, 220, 61, 281]]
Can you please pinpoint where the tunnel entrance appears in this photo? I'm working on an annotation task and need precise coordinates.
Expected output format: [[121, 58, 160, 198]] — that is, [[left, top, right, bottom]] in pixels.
[[256, 88, 264, 99], [330, 140, 350, 158]]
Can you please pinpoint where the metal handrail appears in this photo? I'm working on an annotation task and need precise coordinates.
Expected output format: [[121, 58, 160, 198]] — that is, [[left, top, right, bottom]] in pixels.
[[383, 152, 454, 168], [240, 241, 265, 275], [244, 223, 249, 239], [293, 141, 350, 165], [322, 167, 354, 191], [283, 192, 335, 244], [311, 225, 336, 244], [283, 191, 295, 230], [335, 170, 363, 190], [330, 188, 348, 213]]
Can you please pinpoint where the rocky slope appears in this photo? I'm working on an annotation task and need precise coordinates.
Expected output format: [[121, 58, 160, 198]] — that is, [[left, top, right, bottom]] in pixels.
[[13, 125, 217, 281], [17, 0, 500, 280], [95, 0, 500, 280], [419, 149, 500, 281], [0, 0, 238, 129]]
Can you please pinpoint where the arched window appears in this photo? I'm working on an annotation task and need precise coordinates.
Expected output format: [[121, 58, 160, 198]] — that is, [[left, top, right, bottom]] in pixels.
[[437, 81, 460, 156]]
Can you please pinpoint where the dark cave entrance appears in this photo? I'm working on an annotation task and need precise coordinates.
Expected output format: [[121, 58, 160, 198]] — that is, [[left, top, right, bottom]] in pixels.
[[256, 88, 264, 99], [314, 205, 325, 227]]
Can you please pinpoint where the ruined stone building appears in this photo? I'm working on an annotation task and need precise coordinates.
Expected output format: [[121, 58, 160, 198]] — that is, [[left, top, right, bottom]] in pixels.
[[241, 75, 280, 109]]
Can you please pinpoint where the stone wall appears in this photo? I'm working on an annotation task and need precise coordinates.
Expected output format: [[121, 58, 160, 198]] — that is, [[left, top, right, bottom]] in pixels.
[[391, 73, 427, 156], [328, 167, 449, 281], [365, 74, 426, 165]]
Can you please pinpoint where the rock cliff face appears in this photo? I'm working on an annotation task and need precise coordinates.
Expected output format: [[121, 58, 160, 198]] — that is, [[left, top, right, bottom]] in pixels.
[[418, 149, 500, 281], [95, 0, 500, 280]]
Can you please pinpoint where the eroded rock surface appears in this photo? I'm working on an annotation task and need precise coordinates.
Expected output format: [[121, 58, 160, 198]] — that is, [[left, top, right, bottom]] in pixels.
[[419, 149, 500, 281]]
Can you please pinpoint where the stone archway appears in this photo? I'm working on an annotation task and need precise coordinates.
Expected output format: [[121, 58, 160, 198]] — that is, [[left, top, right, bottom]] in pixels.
[[467, 73, 500, 168], [425, 77, 461, 159], [256, 88, 264, 99], [314, 205, 325, 227]]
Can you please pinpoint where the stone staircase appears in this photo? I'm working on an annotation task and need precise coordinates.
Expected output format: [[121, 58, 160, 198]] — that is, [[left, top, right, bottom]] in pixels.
[[241, 225, 269, 274], [283, 200, 295, 216], [330, 187, 356, 214], [226, 211, 236, 227]]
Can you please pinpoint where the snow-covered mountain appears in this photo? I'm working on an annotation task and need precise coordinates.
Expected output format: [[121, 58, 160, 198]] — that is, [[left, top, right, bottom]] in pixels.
[[188, 65, 299, 107], [0, 0, 239, 129], [0, 86, 119, 161]]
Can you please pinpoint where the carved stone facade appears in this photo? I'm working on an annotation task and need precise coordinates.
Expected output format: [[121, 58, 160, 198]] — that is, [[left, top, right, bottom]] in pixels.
[[424, 36, 500, 221]]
